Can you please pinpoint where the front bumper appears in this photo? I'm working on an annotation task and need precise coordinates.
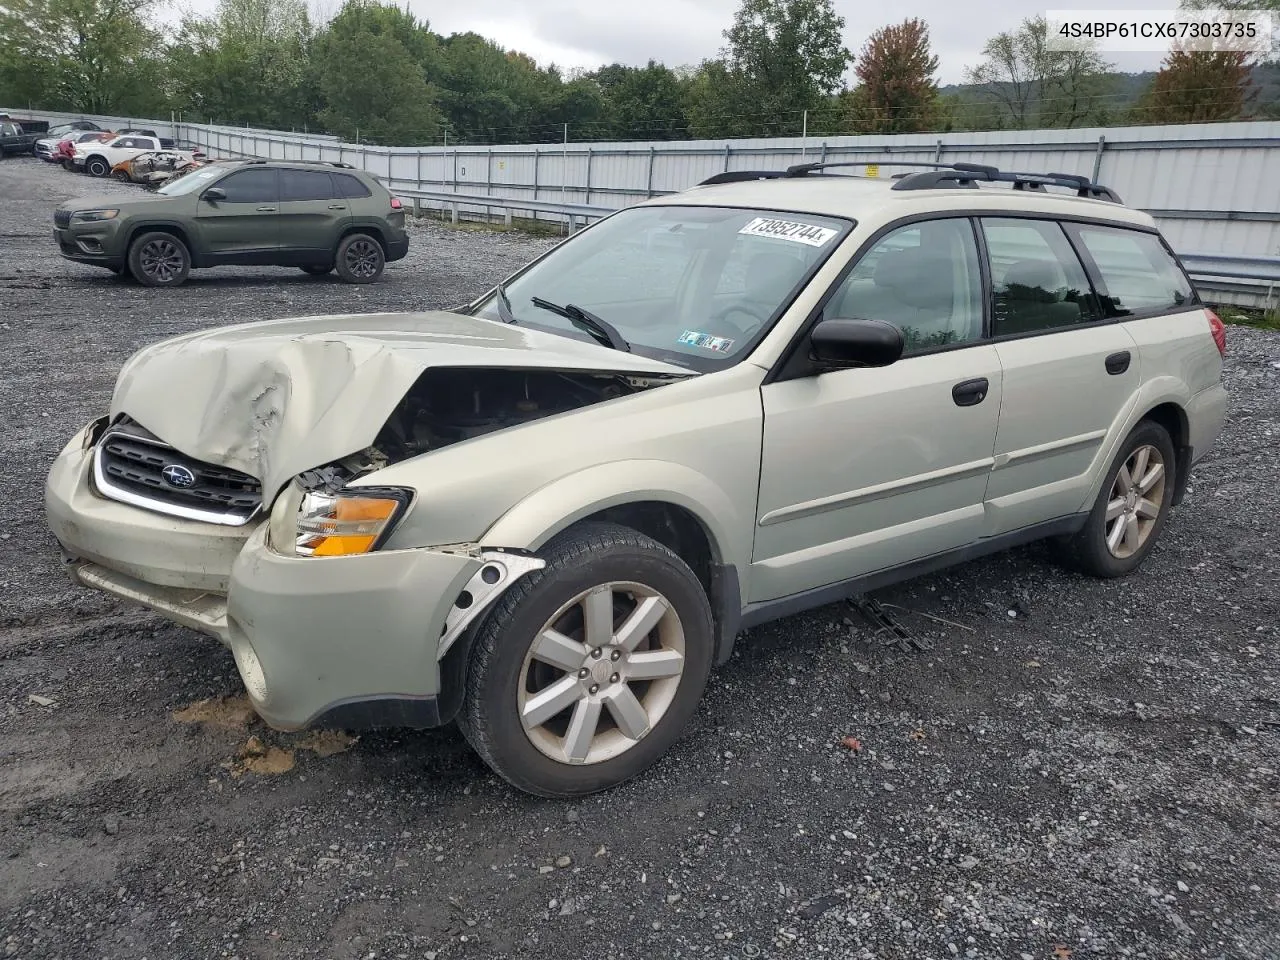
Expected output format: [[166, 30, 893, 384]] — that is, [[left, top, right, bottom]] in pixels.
[[46, 423, 483, 731], [54, 225, 125, 268]]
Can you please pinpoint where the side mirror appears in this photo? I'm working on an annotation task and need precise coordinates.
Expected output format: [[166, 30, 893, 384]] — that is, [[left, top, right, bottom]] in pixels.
[[809, 317, 904, 370], [202, 187, 226, 202]]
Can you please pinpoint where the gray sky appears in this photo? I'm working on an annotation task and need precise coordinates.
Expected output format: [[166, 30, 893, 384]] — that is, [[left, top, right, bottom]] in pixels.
[[177, 0, 1172, 85], [400, 0, 1170, 84]]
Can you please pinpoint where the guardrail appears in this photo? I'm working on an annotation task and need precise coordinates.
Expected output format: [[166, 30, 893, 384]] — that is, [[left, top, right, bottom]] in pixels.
[[1180, 252, 1280, 283], [390, 186, 616, 233]]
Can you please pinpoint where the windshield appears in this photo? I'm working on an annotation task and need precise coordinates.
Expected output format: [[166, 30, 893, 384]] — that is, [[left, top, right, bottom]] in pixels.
[[156, 163, 227, 196], [469, 205, 850, 371]]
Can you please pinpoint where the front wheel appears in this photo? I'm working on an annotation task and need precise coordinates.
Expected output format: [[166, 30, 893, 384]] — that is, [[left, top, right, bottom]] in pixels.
[[334, 233, 384, 284], [127, 232, 191, 287], [85, 155, 110, 178], [1057, 420, 1177, 578], [459, 522, 714, 798]]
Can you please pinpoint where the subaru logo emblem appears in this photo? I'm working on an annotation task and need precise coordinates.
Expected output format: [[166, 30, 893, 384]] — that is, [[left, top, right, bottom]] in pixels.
[[161, 464, 196, 488]]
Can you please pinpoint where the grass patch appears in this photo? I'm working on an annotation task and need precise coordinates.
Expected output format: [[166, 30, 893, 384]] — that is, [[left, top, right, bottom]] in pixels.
[[1211, 304, 1280, 331]]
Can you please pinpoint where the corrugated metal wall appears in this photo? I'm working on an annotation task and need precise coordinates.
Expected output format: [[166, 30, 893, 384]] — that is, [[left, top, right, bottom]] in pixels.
[[7, 106, 1278, 302], [169, 120, 1280, 264]]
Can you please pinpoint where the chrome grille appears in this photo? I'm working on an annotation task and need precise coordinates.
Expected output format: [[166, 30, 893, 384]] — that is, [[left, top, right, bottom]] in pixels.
[[93, 426, 262, 526]]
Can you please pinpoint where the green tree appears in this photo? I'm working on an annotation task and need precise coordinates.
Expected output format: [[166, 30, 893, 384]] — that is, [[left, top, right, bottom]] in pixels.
[[590, 61, 690, 140], [308, 1, 444, 144], [1134, 46, 1255, 123], [848, 18, 940, 133], [965, 15, 1114, 128], [688, 0, 851, 138], [167, 0, 313, 129], [0, 0, 166, 114]]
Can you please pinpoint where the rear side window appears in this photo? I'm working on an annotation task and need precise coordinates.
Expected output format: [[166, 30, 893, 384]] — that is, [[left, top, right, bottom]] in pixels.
[[1071, 225, 1194, 316], [280, 169, 335, 201], [1, 123, 16, 137], [334, 173, 373, 199], [981, 218, 1101, 337], [217, 168, 279, 203]]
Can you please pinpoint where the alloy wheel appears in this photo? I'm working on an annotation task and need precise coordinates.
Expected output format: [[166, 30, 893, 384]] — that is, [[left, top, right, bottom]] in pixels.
[[139, 239, 184, 283], [1104, 443, 1166, 559], [518, 581, 686, 766], [344, 239, 381, 279]]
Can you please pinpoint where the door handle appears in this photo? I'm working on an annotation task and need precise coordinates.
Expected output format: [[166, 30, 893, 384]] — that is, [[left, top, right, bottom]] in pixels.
[[328, 204, 347, 210], [256, 205, 277, 212], [1105, 350, 1131, 375], [952, 377, 989, 407]]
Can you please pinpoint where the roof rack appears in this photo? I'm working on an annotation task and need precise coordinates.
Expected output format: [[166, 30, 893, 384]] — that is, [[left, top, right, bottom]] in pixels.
[[240, 158, 355, 169], [698, 159, 1122, 203]]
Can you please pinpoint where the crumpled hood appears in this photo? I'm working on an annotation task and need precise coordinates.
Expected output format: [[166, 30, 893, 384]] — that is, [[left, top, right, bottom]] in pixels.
[[110, 310, 690, 500]]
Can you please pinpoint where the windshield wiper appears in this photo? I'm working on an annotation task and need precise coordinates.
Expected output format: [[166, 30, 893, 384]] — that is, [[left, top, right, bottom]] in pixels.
[[529, 297, 630, 352], [494, 282, 517, 324]]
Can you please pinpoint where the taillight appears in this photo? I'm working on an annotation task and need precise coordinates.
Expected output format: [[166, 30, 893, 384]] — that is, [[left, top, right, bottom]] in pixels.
[[1206, 309, 1226, 357], [390, 197, 403, 210]]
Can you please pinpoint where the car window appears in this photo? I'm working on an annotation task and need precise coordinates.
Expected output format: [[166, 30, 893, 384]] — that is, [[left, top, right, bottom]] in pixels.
[[334, 173, 373, 199], [216, 168, 279, 203], [981, 218, 1101, 337], [826, 218, 983, 354], [1071, 225, 1194, 317], [0, 123, 15, 137], [470, 205, 850, 372], [280, 169, 335, 201]]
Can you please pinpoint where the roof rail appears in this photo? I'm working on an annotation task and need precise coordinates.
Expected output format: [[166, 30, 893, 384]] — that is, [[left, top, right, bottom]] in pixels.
[[892, 162, 1123, 202], [698, 159, 1122, 203], [241, 158, 355, 169]]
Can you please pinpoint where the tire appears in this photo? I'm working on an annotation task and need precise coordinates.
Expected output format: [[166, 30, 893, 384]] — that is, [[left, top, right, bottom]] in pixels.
[[299, 264, 333, 276], [62, 159, 75, 171], [334, 233, 384, 284], [86, 155, 110, 178], [112, 169, 130, 182], [1056, 420, 1177, 578], [459, 521, 714, 798], [127, 231, 191, 288]]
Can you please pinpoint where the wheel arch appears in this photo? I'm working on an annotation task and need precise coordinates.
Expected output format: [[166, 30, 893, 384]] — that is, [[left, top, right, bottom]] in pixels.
[[125, 222, 198, 265], [477, 461, 749, 665], [338, 223, 387, 254], [1139, 400, 1192, 506]]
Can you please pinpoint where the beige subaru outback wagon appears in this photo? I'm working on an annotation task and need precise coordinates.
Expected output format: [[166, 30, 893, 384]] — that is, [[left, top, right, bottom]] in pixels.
[[45, 161, 1228, 797]]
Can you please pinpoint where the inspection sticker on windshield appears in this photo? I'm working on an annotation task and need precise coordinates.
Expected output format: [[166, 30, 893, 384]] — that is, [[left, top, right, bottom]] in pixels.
[[678, 330, 735, 354], [738, 217, 838, 247]]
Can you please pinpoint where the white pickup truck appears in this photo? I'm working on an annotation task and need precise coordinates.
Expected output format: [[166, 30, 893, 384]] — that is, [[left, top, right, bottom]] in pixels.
[[72, 135, 196, 178]]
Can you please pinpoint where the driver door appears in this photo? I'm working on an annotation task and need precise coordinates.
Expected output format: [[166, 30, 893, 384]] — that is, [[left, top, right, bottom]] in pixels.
[[751, 217, 1001, 602], [195, 167, 282, 263]]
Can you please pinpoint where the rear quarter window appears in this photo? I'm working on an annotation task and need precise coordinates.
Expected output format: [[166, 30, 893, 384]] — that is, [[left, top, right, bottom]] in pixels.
[[1072, 225, 1194, 317], [334, 173, 373, 199]]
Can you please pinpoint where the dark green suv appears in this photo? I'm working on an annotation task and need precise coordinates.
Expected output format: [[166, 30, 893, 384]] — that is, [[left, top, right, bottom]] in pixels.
[[53, 160, 410, 287]]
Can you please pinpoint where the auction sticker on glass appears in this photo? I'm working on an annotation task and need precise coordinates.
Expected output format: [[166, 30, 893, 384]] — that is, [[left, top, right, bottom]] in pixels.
[[739, 217, 839, 247]]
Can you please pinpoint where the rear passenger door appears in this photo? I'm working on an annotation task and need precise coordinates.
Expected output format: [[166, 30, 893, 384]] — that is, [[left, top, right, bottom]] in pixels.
[[981, 217, 1140, 536], [278, 169, 347, 263]]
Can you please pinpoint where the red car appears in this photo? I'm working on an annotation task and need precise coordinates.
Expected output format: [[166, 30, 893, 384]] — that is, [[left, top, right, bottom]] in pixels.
[[55, 131, 113, 168]]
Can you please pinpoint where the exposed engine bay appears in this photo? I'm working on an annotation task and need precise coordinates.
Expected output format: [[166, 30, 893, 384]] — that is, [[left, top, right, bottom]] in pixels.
[[374, 367, 675, 460]]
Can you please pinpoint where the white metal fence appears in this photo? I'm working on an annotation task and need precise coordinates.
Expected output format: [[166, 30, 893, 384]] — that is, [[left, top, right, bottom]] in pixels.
[[5, 107, 1278, 306]]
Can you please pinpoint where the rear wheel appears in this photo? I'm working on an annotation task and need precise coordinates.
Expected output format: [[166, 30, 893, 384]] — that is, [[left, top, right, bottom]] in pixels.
[[334, 233, 384, 284], [459, 522, 714, 798], [1056, 420, 1176, 578], [86, 155, 110, 177], [113, 169, 131, 182], [127, 232, 191, 288]]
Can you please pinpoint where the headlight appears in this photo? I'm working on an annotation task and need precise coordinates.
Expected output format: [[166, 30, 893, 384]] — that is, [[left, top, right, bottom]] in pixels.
[[72, 209, 119, 222], [282, 487, 411, 558]]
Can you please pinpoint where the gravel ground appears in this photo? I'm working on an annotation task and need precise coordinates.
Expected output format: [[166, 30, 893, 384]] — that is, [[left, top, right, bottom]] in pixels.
[[1, 156, 1278, 960]]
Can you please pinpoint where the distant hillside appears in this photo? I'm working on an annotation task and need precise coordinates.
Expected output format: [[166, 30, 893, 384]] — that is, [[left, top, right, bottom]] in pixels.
[[940, 63, 1279, 122]]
